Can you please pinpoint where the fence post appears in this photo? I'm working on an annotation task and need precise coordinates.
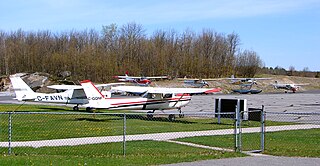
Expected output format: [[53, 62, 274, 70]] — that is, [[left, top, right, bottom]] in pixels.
[[123, 113, 126, 157], [260, 105, 265, 152], [217, 98, 221, 124], [8, 112, 12, 155], [234, 103, 242, 152]]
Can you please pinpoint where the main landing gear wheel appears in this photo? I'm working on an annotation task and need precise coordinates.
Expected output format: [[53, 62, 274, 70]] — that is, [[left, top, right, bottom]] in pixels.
[[168, 114, 176, 121], [147, 111, 154, 119], [73, 106, 79, 111], [178, 108, 184, 118], [86, 107, 93, 112]]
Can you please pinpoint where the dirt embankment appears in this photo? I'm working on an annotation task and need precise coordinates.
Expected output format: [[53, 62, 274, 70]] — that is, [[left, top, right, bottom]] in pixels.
[[154, 75, 320, 94], [2, 73, 320, 94]]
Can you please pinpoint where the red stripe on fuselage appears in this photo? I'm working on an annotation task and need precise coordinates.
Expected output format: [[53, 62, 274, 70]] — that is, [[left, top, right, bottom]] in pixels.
[[110, 97, 191, 106]]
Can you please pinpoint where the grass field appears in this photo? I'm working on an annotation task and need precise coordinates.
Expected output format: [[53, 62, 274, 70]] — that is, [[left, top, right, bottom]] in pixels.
[[1, 104, 317, 165], [176, 128, 320, 157], [0, 140, 245, 165], [0, 104, 293, 142]]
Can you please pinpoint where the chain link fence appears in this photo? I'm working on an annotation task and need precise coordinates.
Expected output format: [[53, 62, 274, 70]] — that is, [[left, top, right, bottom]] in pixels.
[[0, 110, 319, 158]]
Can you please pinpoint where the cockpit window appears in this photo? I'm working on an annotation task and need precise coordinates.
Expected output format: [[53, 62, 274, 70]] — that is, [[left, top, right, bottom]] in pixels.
[[163, 94, 172, 98]]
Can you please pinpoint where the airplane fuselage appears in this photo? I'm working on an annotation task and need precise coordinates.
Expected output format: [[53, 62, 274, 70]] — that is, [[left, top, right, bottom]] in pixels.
[[274, 84, 298, 93], [31, 90, 89, 104], [84, 93, 191, 110]]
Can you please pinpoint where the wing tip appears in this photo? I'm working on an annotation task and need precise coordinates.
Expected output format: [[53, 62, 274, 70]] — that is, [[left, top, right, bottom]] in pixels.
[[80, 80, 91, 84], [205, 88, 222, 93]]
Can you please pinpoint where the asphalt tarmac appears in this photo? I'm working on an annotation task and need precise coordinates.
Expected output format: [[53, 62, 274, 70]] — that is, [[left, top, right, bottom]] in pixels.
[[1, 91, 320, 113]]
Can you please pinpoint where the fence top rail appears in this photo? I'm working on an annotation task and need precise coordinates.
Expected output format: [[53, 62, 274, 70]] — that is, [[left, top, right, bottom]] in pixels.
[[2, 111, 319, 116], [266, 112, 320, 115], [0, 111, 236, 116]]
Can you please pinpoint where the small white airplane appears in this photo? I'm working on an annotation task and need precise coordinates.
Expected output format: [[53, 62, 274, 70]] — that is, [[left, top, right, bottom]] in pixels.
[[182, 79, 210, 88], [113, 71, 168, 86], [271, 81, 307, 93], [80, 80, 221, 120], [228, 75, 270, 84], [178, 77, 221, 88], [9, 74, 123, 110]]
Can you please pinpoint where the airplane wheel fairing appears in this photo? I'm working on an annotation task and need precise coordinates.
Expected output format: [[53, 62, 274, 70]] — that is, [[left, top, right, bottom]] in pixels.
[[168, 114, 175, 121], [179, 114, 184, 118], [86, 107, 92, 112], [147, 111, 153, 119], [73, 106, 79, 111]]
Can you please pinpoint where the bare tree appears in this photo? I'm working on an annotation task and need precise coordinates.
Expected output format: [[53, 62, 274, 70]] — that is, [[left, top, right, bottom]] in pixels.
[[236, 50, 263, 77]]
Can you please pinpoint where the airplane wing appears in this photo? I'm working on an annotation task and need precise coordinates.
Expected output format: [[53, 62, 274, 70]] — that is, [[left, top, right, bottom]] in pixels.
[[95, 83, 126, 87], [225, 77, 270, 80], [48, 83, 125, 90], [112, 86, 221, 94], [47, 85, 83, 90], [178, 78, 200, 81], [295, 83, 310, 86], [177, 78, 226, 81], [145, 76, 169, 79]]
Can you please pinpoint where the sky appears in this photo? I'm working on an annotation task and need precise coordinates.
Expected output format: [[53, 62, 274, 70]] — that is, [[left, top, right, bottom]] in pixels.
[[1, 0, 320, 71]]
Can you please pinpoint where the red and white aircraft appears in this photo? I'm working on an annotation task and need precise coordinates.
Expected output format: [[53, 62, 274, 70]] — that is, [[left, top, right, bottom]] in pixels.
[[80, 80, 221, 120], [113, 72, 168, 86], [271, 81, 308, 93]]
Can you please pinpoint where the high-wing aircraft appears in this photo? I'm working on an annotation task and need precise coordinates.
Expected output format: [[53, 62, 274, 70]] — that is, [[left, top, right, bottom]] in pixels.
[[182, 79, 210, 88], [271, 81, 308, 93], [178, 76, 221, 88], [9, 75, 123, 110], [113, 72, 168, 86], [80, 80, 221, 120], [231, 82, 262, 94], [228, 75, 270, 84]]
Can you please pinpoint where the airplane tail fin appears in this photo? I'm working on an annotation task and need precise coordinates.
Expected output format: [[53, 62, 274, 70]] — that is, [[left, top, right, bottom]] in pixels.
[[230, 75, 236, 84], [80, 80, 109, 108], [9, 75, 36, 101]]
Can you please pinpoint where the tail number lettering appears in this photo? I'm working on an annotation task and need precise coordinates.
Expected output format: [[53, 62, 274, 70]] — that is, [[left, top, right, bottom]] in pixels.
[[88, 97, 102, 100]]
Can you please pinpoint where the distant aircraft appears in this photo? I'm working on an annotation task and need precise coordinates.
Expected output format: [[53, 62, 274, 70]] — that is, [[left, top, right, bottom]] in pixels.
[[113, 71, 168, 86], [178, 76, 221, 88], [9, 75, 123, 111], [228, 75, 270, 84], [232, 82, 262, 94], [80, 80, 221, 120], [271, 81, 307, 93], [182, 79, 210, 88]]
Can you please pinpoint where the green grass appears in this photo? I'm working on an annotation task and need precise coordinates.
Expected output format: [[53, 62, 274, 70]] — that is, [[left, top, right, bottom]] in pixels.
[[176, 128, 320, 157], [0, 104, 293, 142], [0, 141, 245, 165]]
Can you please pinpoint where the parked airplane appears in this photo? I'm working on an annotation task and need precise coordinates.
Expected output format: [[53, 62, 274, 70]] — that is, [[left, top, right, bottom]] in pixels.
[[232, 82, 262, 94], [271, 81, 307, 93], [9, 75, 122, 110], [80, 80, 221, 120], [182, 79, 210, 88], [178, 76, 221, 88], [228, 75, 270, 84], [113, 72, 168, 86]]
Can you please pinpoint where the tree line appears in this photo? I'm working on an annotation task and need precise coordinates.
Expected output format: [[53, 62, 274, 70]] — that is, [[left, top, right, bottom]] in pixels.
[[0, 23, 263, 82]]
